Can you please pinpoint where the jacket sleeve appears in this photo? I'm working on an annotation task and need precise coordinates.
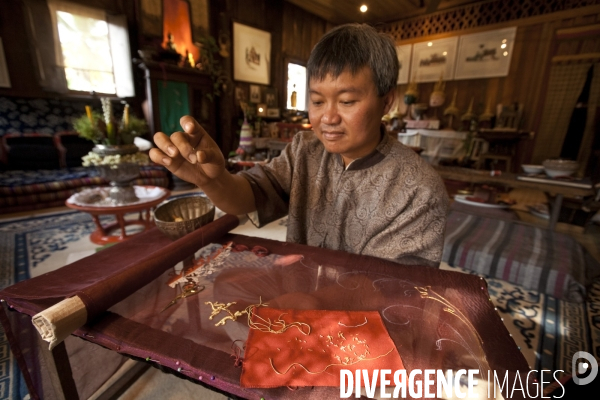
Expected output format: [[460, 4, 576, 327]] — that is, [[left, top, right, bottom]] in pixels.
[[237, 132, 304, 227]]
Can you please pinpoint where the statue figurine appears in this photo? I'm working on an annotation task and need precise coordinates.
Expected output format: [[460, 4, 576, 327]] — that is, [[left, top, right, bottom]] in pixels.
[[443, 90, 460, 130], [403, 78, 418, 120], [166, 32, 177, 51], [461, 97, 478, 131], [479, 100, 495, 129], [290, 84, 297, 109], [429, 73, 446, 120]]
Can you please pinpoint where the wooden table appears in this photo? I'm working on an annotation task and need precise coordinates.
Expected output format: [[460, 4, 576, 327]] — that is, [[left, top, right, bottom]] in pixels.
[[65, 185, 171, 245], [435, 166, 595, 230]]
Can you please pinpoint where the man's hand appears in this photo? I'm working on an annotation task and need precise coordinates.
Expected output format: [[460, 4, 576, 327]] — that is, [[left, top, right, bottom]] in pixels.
[[150, 115, 225, 187]]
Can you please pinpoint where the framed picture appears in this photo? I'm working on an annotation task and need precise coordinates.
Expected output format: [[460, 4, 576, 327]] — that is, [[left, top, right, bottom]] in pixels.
[[263, 87, 278, 108], [234, 84, 249, 107], [250, 84, 261, 103], [411, 37, 458, 83], [396, 44, 412, 85], [233, 22, 271, 85], [0, 38, 11, 88], [454, 27, 517, 80], [266, 108, 280, 118]]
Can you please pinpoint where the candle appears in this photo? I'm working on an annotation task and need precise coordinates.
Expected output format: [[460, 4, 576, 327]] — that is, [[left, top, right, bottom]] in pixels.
[[123, 104, 130, 128], [85, 105, 93, 124]]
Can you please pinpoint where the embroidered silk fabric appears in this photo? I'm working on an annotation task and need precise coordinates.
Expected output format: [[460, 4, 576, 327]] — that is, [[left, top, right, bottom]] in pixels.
[[239, 130, 449, 267], [241, 308, 405, 388]]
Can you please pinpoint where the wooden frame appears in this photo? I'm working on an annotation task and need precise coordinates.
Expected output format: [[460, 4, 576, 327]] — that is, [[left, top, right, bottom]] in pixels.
[[411, 37, 458, 83], [396, 44, 412, 85], [0, 38, 10, 88], [233, 22, 271, 85], [454, 27, 517, 80]]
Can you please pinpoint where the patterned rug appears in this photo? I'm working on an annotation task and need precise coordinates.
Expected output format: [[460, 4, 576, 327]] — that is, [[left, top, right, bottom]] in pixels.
[[0, 208, 598, 399]]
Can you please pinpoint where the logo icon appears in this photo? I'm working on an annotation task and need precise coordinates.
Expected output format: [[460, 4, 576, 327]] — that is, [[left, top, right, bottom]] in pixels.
[[572, 351, 598, 385]]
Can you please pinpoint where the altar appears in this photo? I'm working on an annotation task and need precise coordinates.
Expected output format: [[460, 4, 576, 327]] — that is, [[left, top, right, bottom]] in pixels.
[[0, 215, 533, 399]]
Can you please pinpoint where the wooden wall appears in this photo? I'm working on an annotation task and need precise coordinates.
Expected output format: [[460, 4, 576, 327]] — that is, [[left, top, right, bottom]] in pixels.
[[0, 0, 330, 155], [0, 0, 139, 99], [208, 0, 331, 154], [389, 5, 600, 165]]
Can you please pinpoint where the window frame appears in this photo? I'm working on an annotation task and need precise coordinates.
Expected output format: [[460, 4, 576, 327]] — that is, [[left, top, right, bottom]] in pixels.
[[285, 58, 308, 112], [47, 0, 134, 98]]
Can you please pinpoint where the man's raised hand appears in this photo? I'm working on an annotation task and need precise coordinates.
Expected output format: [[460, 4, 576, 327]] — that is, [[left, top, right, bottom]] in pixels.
[[150, 115, 225, 187]]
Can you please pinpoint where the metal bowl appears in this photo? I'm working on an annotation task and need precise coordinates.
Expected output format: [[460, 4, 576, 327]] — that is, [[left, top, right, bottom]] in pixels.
[[154, 196, 215, 240]]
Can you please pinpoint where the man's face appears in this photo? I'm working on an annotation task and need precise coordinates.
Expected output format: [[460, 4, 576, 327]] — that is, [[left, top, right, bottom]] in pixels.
[[308, 67, 394, 166]]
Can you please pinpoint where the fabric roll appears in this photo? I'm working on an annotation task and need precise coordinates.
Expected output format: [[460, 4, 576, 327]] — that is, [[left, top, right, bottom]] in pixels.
[[32, 295, 87, 350], [27, 214, 240, 349]]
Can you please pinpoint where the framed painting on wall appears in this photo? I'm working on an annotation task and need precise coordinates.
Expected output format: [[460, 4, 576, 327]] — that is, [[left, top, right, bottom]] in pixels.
[[233, 22, 271, 85], [0, 38, 11, 88], [396, 44, 412, 85], [250, 85, 261, 103], [411, 37, 458, 83], [454, 27, 517, 80]]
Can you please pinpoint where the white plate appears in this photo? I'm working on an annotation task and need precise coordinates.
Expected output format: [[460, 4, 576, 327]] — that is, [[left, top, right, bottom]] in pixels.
[[453, 194, 510, 209]]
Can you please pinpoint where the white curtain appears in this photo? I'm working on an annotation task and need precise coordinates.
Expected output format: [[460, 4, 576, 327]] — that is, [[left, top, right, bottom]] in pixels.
[[107, 14, 135, 98]]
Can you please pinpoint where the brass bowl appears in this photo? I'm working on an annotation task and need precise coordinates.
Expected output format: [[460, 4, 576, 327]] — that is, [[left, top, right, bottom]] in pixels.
[[154, 196, 215, 240]]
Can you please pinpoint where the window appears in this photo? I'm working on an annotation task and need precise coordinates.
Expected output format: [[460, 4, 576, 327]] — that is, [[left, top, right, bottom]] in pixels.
[[48, 1, 134, 97], [287, 63, 307, 111]]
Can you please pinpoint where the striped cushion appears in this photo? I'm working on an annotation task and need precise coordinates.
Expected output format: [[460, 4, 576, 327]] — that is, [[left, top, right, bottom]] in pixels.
[[443, 209, 600, 302]]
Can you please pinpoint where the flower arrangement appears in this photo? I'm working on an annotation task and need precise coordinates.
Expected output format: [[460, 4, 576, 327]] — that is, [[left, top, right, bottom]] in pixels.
[[74, 98, 150, 167], [81, 151, 149, 167], [73, 98, 148, 146]]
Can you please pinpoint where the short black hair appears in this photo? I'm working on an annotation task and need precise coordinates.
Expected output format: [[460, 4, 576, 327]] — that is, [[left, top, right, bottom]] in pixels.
[[307, 24, 399, 97]]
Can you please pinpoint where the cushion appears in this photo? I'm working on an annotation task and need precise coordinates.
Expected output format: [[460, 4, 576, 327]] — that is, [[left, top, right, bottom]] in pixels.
[[443, 209, 600, 302]]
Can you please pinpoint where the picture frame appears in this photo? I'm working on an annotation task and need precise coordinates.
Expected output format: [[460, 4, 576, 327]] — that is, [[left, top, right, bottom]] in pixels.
[[250, 84, 261, 103], [266, 108, 280, 118], [233, 22, 271, 85], [411, 37, 458, 83], [0, 38, 11, 88], [234, 84, 249, 107], [396, 44, 412, 85], [454, 27, 517, 80], [263, 87, 278, 108]]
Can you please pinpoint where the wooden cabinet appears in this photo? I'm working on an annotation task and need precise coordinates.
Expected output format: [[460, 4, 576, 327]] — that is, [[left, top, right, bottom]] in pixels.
[[139, 62, 218, 147]]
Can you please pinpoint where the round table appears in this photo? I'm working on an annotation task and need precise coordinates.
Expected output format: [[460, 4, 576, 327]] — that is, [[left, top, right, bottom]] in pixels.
[[65, 185, 171, 245]]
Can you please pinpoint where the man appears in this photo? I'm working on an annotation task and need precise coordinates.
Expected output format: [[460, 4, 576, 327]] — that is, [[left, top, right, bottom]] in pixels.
[[150, 24, 448, 267]]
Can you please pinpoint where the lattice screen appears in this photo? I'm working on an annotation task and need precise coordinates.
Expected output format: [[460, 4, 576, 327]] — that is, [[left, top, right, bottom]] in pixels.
[[381, 0, 600, 40]]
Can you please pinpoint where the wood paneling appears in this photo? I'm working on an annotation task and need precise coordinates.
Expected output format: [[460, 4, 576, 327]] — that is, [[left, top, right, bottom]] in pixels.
[[393, 6, 600, 167], [209, 0, 330, 155]]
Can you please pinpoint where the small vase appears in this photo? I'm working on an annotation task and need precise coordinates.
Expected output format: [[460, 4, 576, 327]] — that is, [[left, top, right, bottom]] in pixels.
[[239, 119, 255, 154], [92, 145, 140, 204]]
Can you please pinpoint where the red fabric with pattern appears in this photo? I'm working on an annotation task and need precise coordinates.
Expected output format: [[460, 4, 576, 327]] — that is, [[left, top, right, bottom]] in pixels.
[[241, 308, 405, 388]]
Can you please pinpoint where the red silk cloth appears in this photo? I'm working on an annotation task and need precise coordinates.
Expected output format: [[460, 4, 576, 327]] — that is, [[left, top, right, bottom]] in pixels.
[[241, 308, 405, 388]]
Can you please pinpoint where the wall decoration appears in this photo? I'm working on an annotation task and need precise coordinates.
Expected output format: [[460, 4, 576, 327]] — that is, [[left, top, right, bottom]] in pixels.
[[0, 38, 11, 88], [266, 108, 280, 118], [410, 37, 458, 83], [235, 85, 249, 107], [250, 85, 261, 103], [233, 22, 271, 85], [140, 0, 163, 37], [189, 0, 210, 39], [454, 27, 517, 80], [396, 44, 412, 85], [263, 87, 278, 108]]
